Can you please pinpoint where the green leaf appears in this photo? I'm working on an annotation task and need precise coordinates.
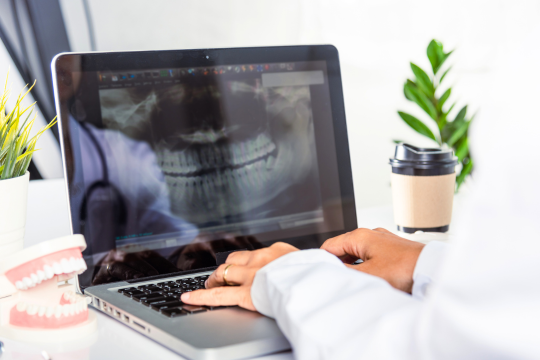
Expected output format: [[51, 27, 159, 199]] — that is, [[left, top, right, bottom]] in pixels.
[[437, 88, 451, 112], [447, 120, 469, 147], [439, 66, 452, 84], [455, 137, 469, 162], [441, 105, 467, 143], [427, 40, 442, 74], [397, 111, 437, 142], [426, 39, 453, 74], [454, 105, 467, 124], [403, 80, 417, 101], [404, 82, 438, 121], [393, 139, 405, 144], [456, 158, 473, 190], [410, 63, 434, 97]]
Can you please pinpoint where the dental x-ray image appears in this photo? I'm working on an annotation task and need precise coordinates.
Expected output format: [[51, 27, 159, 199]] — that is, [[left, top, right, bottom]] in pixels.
[[98, 72, 323, 233]]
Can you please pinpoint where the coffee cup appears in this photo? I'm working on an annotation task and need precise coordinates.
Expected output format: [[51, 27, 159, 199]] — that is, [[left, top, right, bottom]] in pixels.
[[389, 143, 457, 233]]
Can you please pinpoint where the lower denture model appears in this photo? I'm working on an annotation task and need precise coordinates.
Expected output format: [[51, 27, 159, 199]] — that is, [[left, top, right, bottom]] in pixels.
[[0, 235, 97, 342]]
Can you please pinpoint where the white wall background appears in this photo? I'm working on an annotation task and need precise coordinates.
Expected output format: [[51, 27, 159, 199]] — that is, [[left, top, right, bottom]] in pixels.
[[59, 0, 540, 208]]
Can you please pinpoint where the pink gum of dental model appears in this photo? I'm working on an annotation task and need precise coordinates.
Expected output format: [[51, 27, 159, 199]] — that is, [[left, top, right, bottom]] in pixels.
[[5, 247, 83, 287], [9, 300, 89, 328], [0, 235, 96, 333]]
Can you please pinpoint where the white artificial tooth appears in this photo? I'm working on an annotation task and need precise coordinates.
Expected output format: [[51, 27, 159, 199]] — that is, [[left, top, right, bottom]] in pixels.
[[75, 302, 81, 314], [62, 304, 70, 317], [23, 277, 33, 288], [60, 258, 71, 274], [53, 262, 63, 275], [37, 270, 46, 283], [69, 257, 79, 271], [83, 301, 88, 310], [46, 306, 54, 318], [38, 306, 46, 317], [69, 304, 75, 316], [16, 302, 27, 312], [30, 273, 39, 284], [63, 292, 71, 301], [55, 306, 62, 318], [85, 297, 92, 304], [43, 265, 54, 279], [15, 281, 24, 290], [79, 258, 87, 271], [27, 305, 38, 315]]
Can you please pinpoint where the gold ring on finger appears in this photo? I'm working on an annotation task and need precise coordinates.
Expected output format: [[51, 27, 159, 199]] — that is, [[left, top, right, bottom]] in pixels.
[[223, 264, 235, 286]]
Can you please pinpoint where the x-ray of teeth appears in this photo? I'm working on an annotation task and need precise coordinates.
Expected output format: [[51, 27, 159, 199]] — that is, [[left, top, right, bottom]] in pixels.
[[99, 77, 322, 226]]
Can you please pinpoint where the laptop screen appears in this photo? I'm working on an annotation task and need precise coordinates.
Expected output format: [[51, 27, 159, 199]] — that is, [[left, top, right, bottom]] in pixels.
[[53, 47, 356, 288]]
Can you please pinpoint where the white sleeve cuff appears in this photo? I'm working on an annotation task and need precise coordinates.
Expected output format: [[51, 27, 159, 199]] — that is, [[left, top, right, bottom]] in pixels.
[[412, 240, 449, 300], [251, 249, 345, 318]]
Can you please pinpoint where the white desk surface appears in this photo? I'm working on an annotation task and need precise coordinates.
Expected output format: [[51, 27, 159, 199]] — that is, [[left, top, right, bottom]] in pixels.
[[0, 179, 452, 359]]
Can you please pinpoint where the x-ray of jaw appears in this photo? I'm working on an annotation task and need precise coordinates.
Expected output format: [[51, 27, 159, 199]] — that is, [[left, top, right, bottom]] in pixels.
[[99, 76, 322, 226]]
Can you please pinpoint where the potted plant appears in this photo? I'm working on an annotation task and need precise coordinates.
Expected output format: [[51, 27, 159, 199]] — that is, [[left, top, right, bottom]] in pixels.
[[0, 73, 57, 259], [397, 39, 473, 190]]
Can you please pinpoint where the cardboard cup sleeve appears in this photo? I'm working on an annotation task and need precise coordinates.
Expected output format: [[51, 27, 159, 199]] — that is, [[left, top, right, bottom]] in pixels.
[[389, 143, 457, 233]]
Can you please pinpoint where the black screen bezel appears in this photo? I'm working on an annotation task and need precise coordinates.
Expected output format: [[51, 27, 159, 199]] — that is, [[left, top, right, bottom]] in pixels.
[[52, 45, 357, 286]]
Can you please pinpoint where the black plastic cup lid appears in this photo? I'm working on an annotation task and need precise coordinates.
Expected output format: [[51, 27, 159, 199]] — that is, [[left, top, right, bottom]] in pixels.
[[389, 143, 457, 170]]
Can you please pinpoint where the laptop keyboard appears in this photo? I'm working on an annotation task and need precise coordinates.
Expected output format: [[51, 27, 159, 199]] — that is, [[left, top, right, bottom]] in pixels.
[[117, 275, 226, 318]]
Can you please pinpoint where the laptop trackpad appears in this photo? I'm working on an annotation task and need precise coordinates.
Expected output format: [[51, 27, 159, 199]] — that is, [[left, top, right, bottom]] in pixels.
[[164, 307, 287, 350]]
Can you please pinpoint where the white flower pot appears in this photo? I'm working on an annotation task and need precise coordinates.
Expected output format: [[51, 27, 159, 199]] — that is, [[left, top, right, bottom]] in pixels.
[[0, 172, 30, 260]]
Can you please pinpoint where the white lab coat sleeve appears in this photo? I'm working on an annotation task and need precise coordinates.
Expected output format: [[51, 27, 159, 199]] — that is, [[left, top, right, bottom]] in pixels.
[[251, 249, 422, 360], [411, 241, 449, 300]]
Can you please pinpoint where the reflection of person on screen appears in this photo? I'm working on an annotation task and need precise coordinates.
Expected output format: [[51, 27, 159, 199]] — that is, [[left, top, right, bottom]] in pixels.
[[55, 56, 197, 258], [67, 116, 198, 255]]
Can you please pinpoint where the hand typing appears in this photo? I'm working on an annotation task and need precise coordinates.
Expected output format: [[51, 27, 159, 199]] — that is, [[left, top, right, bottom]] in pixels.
[[321, 228, 425, 293], [181, 242, 298, 310]]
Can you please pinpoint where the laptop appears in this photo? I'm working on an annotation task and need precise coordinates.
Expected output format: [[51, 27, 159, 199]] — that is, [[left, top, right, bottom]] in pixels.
[[51, 45, 357, 360]]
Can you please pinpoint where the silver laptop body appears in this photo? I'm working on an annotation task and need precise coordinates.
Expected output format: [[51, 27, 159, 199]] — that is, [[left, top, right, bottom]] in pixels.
[[51, 45, 356, 360]]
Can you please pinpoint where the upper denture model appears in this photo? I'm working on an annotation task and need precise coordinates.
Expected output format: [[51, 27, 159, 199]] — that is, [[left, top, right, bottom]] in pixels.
[[0, 235, 97, 342]]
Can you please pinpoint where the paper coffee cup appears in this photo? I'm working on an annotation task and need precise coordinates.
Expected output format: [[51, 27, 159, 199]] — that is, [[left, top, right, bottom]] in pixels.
[[389, 143, 457, 233]]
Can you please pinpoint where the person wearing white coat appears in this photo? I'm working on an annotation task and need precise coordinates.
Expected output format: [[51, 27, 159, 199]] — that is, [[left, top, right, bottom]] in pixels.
[[180, 32, 540, 360]]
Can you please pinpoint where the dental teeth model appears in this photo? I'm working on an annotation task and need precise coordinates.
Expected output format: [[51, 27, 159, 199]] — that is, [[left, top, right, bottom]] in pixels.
[[0, 235, 97, 342]]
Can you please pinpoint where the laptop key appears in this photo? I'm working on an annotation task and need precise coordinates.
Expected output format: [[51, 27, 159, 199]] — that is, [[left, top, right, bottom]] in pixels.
[[118, 287, 137, 294], [123, 290, 144, 297], [182, 305, 208, 314], [142, 296, 175, 306], [144, 288, 162, 295], [137, 284, 156, 290], [132, 292, 163, 302], [150, 300, 184, 311], [143, 286, 160, 292], [161, 307, 186, 318]]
